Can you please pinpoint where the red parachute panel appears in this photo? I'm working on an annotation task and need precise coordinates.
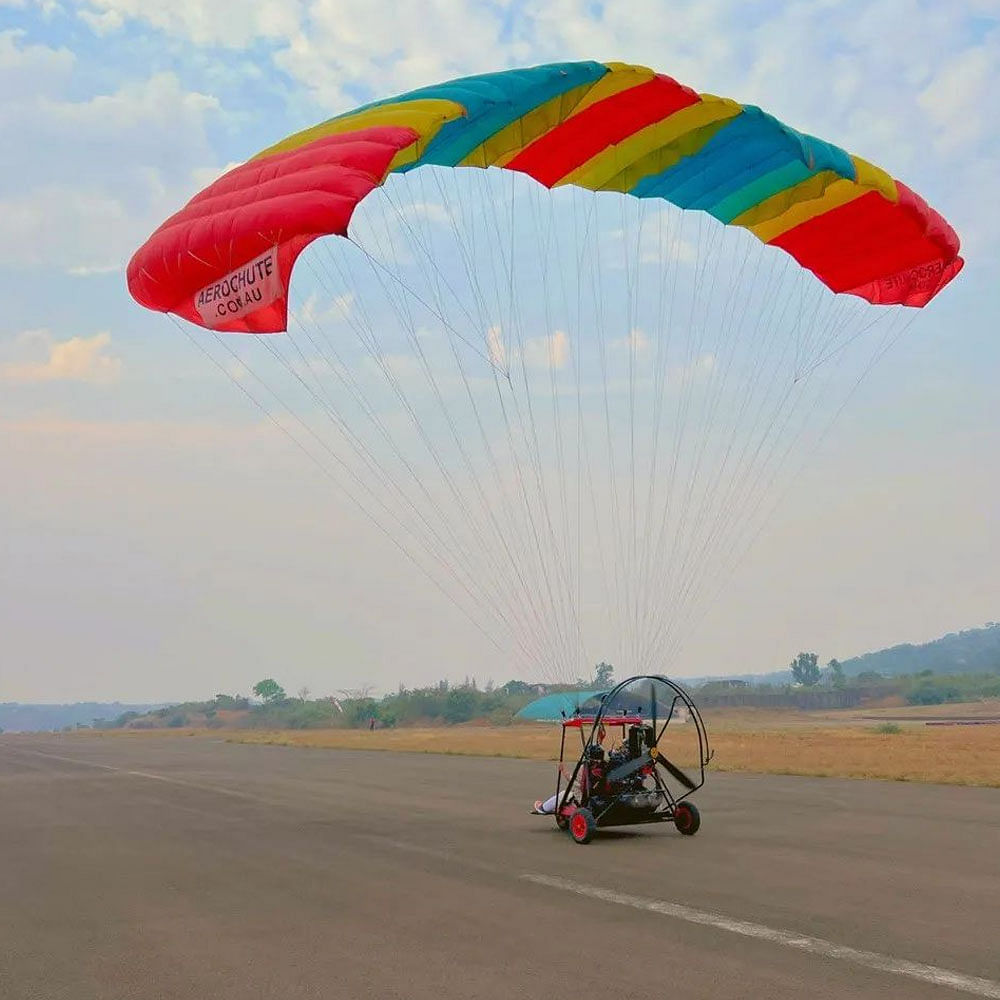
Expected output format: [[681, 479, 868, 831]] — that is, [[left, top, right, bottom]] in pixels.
[[771, 182, 964, 307], [126, 126, 420, 333]]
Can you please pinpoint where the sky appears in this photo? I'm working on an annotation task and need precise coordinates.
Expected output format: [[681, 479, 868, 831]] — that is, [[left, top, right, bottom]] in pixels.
[[0, 0, 997, 704]]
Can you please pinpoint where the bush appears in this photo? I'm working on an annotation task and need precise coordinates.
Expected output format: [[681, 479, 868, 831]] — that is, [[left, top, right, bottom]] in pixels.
[[906, 681, 959, 706], [874, 722, 902, 734], [284, 701, 342, 730], [487, 705, 517, 726], [443, 688, 477, 724], [213, 693, 249, 710], [167, 713, 188, 728]]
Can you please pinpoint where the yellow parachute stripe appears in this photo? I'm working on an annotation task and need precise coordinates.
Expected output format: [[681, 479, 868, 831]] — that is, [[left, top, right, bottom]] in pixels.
[[458, 81, 598, 168], [556, 96, 743, 191], [735, 155, 900, 242], [850, 155, 898, 203], [251, 99, 464, 164], [736, 173, 864, 242], [563, 62, 657, 117]]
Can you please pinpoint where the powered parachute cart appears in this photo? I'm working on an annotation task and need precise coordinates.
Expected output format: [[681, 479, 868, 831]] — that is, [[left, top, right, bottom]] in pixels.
[[532, 675, 712, 844]]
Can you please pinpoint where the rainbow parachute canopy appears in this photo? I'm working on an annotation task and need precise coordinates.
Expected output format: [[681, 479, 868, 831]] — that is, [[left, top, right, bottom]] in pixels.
[[127, 60, 963, 332]]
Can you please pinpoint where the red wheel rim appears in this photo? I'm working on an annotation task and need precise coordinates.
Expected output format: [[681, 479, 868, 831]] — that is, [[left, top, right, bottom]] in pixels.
[[571, 812, 588, 839], [676, 806, 690, 831]]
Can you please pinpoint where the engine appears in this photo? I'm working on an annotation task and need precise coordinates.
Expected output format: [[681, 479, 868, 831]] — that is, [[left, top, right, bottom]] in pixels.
[[606, 744, 645, 793], [583, 727, 661, 814]]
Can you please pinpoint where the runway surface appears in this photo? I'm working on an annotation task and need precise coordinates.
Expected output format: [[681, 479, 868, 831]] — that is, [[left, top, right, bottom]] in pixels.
[[1, 733, 998, 999]]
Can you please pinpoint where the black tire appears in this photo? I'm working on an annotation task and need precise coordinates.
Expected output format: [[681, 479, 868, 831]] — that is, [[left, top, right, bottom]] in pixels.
[[569, 807, 596, 844], [555, 813, 569, 830], [674, 801, 701, 836]]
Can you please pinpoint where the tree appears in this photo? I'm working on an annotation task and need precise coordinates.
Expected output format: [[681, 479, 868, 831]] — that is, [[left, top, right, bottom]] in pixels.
[[253, 678, 286, 704], [339, 684, 375, 701], [501, 680, 533, 696], [857, 670, 883, 684], [907, 680, 959, 706], [297, 686, 311, 702], [444, 687, 477, 724], [214, 693, 249, 710], [827, 658, 846, 689], [790, 652, 820, 687], [594, 662, 615, 687]]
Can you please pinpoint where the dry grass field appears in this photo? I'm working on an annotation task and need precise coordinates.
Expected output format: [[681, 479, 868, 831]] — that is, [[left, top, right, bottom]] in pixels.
[[224, 701, 1000, 788], [64, 700, 1000, 787]]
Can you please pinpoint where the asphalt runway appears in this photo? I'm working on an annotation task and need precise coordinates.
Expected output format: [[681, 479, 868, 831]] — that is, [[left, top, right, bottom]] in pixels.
[[1, 734, 998, 1000]]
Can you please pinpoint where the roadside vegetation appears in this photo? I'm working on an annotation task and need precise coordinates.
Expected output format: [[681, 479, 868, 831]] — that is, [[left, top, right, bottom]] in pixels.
[[72, 622, 998, 735], [61, 631, 1000, 789], [85, 665, 1000, 734]]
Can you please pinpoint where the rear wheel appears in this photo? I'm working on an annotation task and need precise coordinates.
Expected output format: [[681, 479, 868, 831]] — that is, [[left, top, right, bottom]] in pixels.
[[674, 801, 701, 836], [555, 813, 569, 830], [569, 808, 596, 844]]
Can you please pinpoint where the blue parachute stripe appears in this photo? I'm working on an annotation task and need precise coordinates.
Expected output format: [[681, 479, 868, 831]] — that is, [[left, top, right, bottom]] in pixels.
[[710, 160, 817, 223], [662, 141, 802, 210], [401, 62, 610, 169], [631, 106, 855, 213]]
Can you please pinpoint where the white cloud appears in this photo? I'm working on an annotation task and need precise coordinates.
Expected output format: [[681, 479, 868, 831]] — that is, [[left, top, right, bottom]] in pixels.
[[0, 42, 225, 272], [522, 329, 569, 370], [290, 357, 334, 378], [190, 161, 245, 190], [273, 0, 517, 108], [68, 263, 122, 277], [486, 324, 506, 368], [76, 6, 123, 33], [75, 0, 303, 48], [24, 70, 219, 161], [225, 358, 249, 383], [375, 352, 424, 380], [918, 38, 999, 155], [1, 330, 123, 383], [607, 209, 700, 268], [291, 290, 355, 329], [0, 186, 133, 271], [0, 28, 74, 98], [668, 352, 716, 385], [398, 201, 453, 226], [11, 0, 65, 15], [614, 328, 651, 359]]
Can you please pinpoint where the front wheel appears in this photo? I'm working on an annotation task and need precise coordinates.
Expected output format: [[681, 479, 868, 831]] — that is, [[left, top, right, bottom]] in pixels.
[[674, 801, 701, 836], [569, 808, 596, 844], [555, 813, 569, 830]]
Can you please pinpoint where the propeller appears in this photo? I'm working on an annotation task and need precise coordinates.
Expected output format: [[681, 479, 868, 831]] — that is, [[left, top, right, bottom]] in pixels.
[[650, 746, 697, 791], [650, 681, 657, 742], [648, 680, 697, 792], [603, 681, 699, 792]]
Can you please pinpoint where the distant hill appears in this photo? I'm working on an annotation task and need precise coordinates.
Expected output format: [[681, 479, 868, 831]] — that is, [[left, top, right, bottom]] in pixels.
[[840, 623, 1000, 678], [684, 622, 1000, 687], [0, 703, 170, 733]]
